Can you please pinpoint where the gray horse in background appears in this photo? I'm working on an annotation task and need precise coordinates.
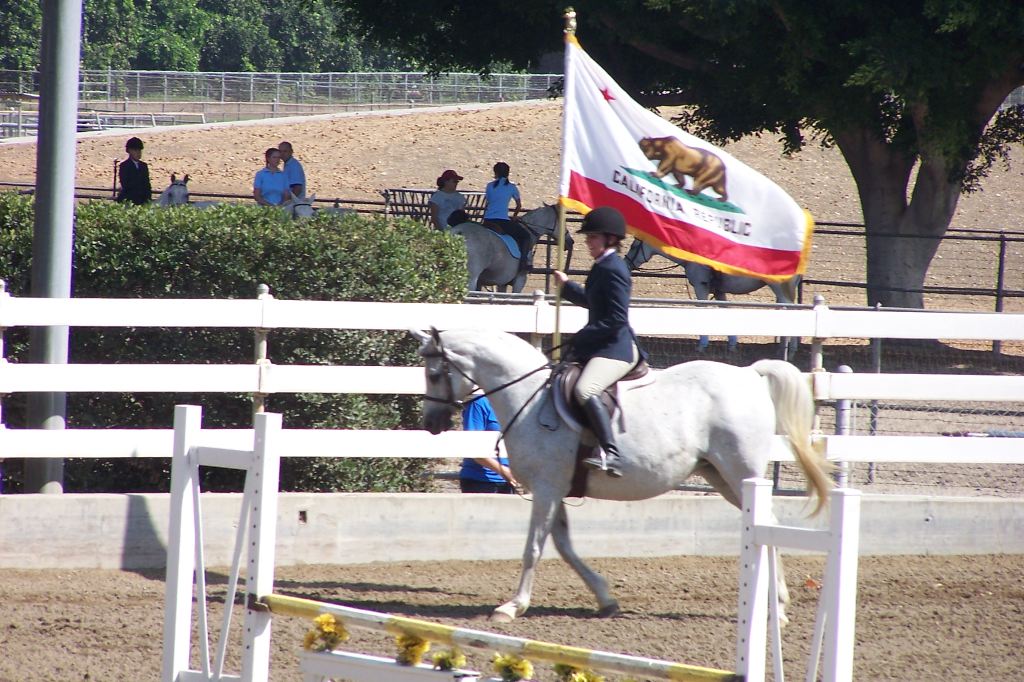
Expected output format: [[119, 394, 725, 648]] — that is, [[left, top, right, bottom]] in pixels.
[[624, 238, 801, 354], [450, 205, 573, 293]]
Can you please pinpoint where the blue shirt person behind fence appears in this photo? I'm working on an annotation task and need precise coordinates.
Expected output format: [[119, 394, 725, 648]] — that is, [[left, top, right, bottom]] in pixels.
[[459, 396, 517, 494]]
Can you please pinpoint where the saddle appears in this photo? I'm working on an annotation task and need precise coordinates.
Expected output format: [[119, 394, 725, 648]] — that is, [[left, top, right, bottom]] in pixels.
[[546, 359, 653, 497], [551, 360, 650, 428]]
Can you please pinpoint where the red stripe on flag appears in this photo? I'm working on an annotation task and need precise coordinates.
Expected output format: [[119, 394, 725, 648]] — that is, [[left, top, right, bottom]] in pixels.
[[567, 172, 802, 277]]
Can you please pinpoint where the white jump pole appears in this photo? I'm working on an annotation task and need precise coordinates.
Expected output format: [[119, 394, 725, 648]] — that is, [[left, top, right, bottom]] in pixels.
[[736, 478, 862, 682], [161, 405, 281, 682]]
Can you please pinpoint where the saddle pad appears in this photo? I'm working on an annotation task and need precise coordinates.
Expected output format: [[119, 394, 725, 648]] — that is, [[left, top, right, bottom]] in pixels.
[[496, 233, 520, 259]]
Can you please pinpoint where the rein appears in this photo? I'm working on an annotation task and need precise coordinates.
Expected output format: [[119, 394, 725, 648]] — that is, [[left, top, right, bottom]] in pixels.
[[421, 335, 562, 457]]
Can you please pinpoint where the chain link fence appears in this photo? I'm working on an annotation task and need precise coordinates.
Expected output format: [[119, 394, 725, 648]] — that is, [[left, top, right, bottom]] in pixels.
[[0, 69, 561, 134]]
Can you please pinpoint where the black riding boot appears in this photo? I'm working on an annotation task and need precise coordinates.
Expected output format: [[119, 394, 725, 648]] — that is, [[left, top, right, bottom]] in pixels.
[[580, 396, 623, 477]]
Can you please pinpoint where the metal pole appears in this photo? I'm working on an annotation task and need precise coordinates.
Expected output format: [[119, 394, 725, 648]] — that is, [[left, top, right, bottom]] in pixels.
[[994, 234, 1006, 356], [25, 0, 82, 493], [834, 365, 853, 488]]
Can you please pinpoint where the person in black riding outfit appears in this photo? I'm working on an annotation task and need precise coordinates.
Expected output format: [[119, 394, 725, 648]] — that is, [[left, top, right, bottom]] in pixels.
[[553, 206, 646, 477]]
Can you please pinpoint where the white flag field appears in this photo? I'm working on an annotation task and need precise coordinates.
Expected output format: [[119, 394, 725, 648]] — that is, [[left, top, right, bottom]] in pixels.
[[557, 35, 814, 280]]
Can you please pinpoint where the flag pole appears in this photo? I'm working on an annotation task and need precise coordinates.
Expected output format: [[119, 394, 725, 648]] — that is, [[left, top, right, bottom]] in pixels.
[[552, 7, 577, 362]]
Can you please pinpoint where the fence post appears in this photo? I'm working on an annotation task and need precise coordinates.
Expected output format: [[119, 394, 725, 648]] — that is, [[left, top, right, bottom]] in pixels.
[[253, 284, 273, 418], [802, 292, 827, 483], [834, 365, 853, 487], [530, 289, 548, 351], [994, 234, 1006, 355]]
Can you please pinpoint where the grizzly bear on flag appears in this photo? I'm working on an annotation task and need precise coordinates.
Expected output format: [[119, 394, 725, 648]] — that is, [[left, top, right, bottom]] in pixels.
[[639, 136, 728, 202]]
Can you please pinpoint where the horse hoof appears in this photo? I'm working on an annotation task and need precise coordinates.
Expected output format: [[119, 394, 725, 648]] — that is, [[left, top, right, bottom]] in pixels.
[[490, 604, 518, 623], [597, 601, 620, 618]]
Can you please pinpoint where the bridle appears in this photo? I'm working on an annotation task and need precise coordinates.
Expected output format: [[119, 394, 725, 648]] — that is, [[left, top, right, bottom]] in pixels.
[[420, 330, 554, 456], [420, 329, 551, 410]]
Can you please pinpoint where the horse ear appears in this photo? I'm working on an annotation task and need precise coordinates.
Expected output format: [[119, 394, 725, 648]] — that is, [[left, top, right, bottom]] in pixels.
[[429, 326, 442, 345], [183, 174, 190, 184], [171, 173, 177, 182], [408, 329, 431, 345]]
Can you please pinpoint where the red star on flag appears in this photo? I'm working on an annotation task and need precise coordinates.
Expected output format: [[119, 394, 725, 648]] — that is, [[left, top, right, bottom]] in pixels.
[[600, 87, 615, 102]]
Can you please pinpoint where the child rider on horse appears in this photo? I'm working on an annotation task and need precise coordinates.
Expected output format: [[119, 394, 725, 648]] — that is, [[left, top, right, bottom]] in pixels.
[[553, 206, 647, 478]]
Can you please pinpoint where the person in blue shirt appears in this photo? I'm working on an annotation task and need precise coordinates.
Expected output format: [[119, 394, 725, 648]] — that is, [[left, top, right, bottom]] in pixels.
[[459, 395, 517, 494], [253, 147, 293, 206], [483, 162, 532, 272], [278, 141, 306, 198]]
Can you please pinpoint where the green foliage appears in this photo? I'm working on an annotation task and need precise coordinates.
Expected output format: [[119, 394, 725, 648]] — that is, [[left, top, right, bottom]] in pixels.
[[0, 194, 468, 493], [0, 0, 420, 73], [81, 0, 146, 71], [0, 3, 42, 71]]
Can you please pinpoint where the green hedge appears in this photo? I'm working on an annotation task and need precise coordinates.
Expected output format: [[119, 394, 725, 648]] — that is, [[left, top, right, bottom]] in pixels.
[[0, 194, 467, 493]]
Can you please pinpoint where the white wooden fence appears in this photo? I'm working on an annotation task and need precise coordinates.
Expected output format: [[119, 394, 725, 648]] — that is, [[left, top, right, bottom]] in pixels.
[[1, 286, 1023, 468]]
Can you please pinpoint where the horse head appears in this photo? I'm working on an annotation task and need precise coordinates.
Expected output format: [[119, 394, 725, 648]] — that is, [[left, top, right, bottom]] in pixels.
[[157, 173, 191, 207], [409, 327, 481, 435], [284, 193, 316, 219]]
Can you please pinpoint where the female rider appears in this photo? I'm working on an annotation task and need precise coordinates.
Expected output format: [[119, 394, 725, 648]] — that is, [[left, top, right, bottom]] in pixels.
[[483, 162, 532, 271], [553, 206, 645, 477], [253, 147, 293, 207]]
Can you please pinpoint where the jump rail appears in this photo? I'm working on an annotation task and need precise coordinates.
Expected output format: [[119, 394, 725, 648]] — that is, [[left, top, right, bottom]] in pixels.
[[163, 405, 861, 682]]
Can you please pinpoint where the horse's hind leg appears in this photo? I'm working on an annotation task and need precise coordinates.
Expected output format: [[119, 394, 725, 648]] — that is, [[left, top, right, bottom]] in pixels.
[[695, 461, 791, 627], [550, 505, 619, 617], [492, 492, 560, 622]]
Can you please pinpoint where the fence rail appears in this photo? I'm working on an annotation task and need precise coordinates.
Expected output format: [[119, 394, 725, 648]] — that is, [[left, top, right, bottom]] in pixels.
[[1, 294, 1022, 470]]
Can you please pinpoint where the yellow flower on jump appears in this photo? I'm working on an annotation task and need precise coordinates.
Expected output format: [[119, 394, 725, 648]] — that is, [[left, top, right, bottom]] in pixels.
[[492, 652, 534, 681], [395, 633, 431, 666], [553, 663, 605, 682], [301, 613, 349, 652], [432, 647, 467, 671]]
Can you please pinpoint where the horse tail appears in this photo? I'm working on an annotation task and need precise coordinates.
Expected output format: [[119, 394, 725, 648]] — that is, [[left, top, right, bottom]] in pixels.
[[751, 359, 833, 515]]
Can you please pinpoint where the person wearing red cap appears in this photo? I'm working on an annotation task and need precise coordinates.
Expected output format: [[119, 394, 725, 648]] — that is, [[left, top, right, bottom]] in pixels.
[[553, 206, 646, 477], [429, 169, 466, 230]]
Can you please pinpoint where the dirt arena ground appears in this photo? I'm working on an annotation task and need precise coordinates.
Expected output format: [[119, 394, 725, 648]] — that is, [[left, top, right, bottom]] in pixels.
[[0, 103, 1022, 681], [3, 99, 1023, 310], [1, 554, 1021, 681]]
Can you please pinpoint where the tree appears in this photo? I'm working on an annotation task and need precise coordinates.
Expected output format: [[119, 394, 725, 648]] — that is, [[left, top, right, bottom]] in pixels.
[[81, 0, 146, 70], [0, 3, 42, 71], [342, 0, 1024, 308]]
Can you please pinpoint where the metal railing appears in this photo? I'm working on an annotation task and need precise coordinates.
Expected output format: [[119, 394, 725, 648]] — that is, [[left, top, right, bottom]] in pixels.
[[0, 69, 561, 134]]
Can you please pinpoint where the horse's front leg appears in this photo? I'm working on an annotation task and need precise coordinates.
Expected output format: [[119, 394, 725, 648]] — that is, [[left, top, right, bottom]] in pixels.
[[491, 492, 560, 623], [550, 505, 619, 617]]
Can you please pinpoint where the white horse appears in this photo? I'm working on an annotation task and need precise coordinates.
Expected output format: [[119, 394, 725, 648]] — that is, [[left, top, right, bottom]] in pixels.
[[411, 327, 831, 624], [156, 174, 221, 209], [450, 205, 574, 293], [624, 238, 801, 354]]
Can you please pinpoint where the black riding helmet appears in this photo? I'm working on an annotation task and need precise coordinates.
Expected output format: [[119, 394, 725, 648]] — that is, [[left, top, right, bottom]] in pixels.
[[577, 206, 627, 239]]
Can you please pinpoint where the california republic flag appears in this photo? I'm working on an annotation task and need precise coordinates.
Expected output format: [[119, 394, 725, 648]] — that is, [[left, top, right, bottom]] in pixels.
[[558, 35, 813, 280]]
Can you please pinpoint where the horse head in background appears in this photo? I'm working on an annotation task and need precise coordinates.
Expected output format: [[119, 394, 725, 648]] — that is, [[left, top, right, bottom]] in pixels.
[[517, 204, 574, 272], [282, 193, 316, 219], [157, 173, 190, 206], [624, 238, 801, 355], [156, 173, 221, 209]]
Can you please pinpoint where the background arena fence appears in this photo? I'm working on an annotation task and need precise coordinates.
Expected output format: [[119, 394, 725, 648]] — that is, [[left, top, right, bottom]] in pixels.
[[0, 69, 562, 133], [162, 405, 861, 682]]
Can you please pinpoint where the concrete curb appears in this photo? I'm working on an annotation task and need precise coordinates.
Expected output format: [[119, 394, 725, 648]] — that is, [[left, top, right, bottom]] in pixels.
[[2, 492, 1021, 570]]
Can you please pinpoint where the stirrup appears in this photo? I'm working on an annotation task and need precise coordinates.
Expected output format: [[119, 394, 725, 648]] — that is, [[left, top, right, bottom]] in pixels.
[[583, 450, 623, 478]]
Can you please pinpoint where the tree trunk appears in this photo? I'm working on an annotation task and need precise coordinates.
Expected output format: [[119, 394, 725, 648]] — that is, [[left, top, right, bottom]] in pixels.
[[835, 130, 961, 309]]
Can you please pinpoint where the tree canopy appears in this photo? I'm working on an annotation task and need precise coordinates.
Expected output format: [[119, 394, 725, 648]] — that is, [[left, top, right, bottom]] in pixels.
[[0, 0, 417, 73], [344, 0, 1024, 307]]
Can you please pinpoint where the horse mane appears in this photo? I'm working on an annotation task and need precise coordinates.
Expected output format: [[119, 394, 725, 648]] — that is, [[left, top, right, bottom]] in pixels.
[[440, 328, 548, 371]]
